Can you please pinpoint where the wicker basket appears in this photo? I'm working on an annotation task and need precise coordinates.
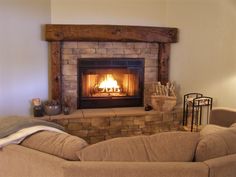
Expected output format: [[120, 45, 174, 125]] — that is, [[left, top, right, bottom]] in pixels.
[[151, 95, 177, 112]]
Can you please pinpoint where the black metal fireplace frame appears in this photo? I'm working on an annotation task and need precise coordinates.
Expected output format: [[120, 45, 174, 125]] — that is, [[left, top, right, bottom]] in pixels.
[[78, 58, 144, 109]]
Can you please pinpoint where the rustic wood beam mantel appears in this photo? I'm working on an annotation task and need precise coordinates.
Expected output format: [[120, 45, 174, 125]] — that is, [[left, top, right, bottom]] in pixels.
[[45, 24, 178, 43]]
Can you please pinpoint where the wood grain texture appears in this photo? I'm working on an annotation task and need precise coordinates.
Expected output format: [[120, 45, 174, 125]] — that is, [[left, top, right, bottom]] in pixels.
[[158, 43, 171, 84], [50, 42, 62, 101], [45, 24, 178, 43]]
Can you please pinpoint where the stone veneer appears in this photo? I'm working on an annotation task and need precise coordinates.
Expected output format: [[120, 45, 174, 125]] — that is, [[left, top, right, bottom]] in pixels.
[[43, 107, 183, 144], [61, 42, 159, 110]]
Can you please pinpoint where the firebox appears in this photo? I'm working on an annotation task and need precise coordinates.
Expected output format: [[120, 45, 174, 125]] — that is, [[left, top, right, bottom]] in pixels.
[[78, 58, 144, 108]]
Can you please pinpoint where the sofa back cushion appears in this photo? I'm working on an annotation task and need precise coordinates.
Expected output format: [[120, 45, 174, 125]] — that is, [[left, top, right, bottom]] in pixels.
[[199, 124, 227, 137], [195, 125, 236, 162], [77, 132, 199, 162], [21, 131, 88, 161]]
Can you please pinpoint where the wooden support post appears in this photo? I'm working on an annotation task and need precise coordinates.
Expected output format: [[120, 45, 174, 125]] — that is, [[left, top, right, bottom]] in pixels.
[[158, 43, 171, 84], [50, 42, 62, 101]]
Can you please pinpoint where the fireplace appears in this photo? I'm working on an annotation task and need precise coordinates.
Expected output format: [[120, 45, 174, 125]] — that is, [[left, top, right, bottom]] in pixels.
[[78, 58, 144, 108], [45, 24, 178, 110]]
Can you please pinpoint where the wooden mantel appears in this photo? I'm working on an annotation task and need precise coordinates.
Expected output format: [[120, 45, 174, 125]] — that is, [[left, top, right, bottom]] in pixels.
[[44, 24, 178, 100], [45, 24, 178, 43]]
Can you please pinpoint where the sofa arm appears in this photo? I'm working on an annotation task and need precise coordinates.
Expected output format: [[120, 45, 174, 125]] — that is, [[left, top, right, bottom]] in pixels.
[[204, 154, 236, 177], [210, 107, 236, 127], [0, 145, 65, 177], [63, 161, 208, 177]]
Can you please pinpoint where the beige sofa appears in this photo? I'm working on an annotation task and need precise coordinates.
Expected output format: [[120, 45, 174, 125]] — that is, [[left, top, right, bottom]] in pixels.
[[0, 107, 236, 177]]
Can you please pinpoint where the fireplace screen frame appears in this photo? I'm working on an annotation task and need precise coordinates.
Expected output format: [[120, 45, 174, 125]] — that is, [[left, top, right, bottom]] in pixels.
[[78, 58, 144, 109]]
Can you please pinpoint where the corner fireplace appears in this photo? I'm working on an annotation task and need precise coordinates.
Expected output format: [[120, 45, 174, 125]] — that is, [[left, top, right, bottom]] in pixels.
[[78, 58, 144, 108], [45, 25, 178, 110]]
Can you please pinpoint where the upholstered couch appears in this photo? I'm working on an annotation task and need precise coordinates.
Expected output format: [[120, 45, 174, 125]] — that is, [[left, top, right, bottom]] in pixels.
[[0, 107, 236, 177]]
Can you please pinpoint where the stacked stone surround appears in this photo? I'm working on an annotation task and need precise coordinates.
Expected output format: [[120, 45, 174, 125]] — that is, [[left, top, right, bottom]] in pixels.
[[61, 42, 159, 110], [43, 107, 182, 144]]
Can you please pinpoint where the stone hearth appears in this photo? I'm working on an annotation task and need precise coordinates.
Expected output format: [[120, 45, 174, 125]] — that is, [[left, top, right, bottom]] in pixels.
[[43, 107, 182, 144]]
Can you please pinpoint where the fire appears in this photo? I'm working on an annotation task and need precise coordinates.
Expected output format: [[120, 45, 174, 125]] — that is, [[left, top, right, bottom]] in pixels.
[[98, 74, 121, 92]]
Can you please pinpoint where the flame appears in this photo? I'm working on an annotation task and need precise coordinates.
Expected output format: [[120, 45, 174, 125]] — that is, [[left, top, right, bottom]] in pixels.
[[99, 74, 120, 92]]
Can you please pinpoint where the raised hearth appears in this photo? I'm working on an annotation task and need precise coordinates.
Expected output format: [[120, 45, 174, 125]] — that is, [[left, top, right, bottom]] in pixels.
[[42, 107, 183, 144]]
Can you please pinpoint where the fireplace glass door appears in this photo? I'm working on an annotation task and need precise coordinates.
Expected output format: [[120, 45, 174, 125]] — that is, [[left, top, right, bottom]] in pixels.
[[78, 58, 144, 108]]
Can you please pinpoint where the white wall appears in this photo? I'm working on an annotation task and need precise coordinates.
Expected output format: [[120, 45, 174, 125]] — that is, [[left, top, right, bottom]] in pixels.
[[50, 0, 167, 26], [167, 0, 236, 107], [0, 0, 51, 115], [51, 0, 236, 108]]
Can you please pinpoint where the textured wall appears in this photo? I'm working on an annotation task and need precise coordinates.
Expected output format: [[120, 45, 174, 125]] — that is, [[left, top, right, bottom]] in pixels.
[[167, 0, 236, 107], [0, 0, 51, 115]]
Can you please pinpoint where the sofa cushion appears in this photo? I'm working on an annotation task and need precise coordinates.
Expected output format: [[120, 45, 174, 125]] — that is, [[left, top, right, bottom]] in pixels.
[[195, 125, 236, 162], [77, 132, 199, 162], [200, 124, 227, 137], [21, 131, 88, 161], [230, 123, 236, 128]]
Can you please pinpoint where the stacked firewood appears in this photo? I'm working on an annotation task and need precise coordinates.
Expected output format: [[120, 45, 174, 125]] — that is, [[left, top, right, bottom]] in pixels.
[[153, 82, 176, 97]]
